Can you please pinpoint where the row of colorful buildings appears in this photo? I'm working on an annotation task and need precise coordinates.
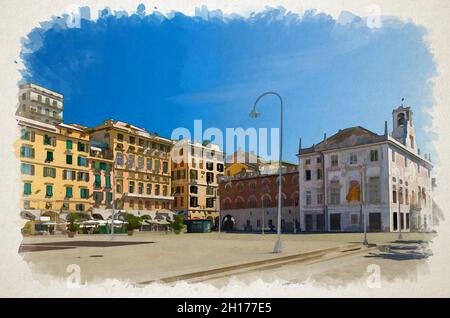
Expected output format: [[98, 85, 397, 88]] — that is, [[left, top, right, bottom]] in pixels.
[[15, 83, 224, 233], [16, 83, 435, 234]]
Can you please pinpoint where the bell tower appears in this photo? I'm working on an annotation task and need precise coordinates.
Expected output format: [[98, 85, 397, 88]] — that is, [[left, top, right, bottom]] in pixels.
[[392, 99, 417, 152]]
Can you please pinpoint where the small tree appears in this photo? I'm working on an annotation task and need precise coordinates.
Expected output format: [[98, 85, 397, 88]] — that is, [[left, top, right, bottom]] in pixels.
[[171, 215, 185, 234], [125, 214, 142, 232], [67, 213, 80, 233]]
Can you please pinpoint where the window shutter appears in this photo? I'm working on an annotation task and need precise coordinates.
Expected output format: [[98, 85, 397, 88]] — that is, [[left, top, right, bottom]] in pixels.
[[30, 131, 35, 142], [52, 137, 56, 147], [63, 170, 67, 180]]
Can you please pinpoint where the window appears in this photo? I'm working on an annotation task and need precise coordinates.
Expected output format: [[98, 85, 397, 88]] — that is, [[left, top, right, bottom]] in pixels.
[[262, 196, 271, 208], [93, 192, 103, 204], [20, 146, 34, 159], [45, 185, 53, 197], [94, 174, 101, 188], [23, 182, 32, 195], [65, 187, 73, 198], [138, 156, 144, 170], [368, 177, 381, 204], [248, 198, 257, 208], [138, 182, 144, 194], [305, 191, 312, 206], [146, 158, 152, 170], [305, 170, 311, 181], [21, 163, 34, 175], [116, 153, 123, 166], [331, 155, 338, 167], [116, 180, 123, 194], [45, 97, 50, 104], [146, 183, 152, 195], [217, 163, 224, 172], [77, 156, 87, 167], [317, 157, 322, 164], [129, 136, 135, 144], [45, 151, 54, 162], [329, 180, 340, 204], [206, 161, 214, 171], [370, 150, 378, 162], [392, 186, 397, 203], [317, 169, 322, 180], [155, 185, 160, 195], [317, 191, 323, 205], [162, 161, 168, 174], [77, 142, 86, 152], [206, 172, 214, 183], [305, 159, 311, 165], [117, 133, 123, 141], [77, 172, 89, 182], [349, 153, 357, 164], [351, 214, 359, 225], [129, 181, 135, 193], [206, 198, 214, 208], [105, 175, 111, 189], [21, 129, 34, 141], [190, 196, 198, 207], [190, 185, 198, 194], [43, 167, 56, 178], [80, 188, 89, 199], [128, 155, 135, 168], [154, 159, 160, 173], [106, 192, 113, 204], [45, 108, 50, 116], [138, 138, 145, 147], [66, 154, 72, 164], [52, 100, 57, 107], [76, 204, 85, 211], [190, 169, 198, 180], [63, 170, 75, 180]]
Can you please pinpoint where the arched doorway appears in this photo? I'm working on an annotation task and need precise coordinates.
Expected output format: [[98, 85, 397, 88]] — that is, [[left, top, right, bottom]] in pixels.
[[221, 214, 235, 231]]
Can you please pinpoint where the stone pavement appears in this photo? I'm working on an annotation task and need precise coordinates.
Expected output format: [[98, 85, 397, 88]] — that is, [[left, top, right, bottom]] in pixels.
[[20, 232, 433, 285]]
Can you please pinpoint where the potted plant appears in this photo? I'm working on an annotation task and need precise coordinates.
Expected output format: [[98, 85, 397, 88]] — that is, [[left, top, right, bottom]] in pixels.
[[67, 213, 80, 238], [125, 214, 142, 236], [171, 215, 185, 235]]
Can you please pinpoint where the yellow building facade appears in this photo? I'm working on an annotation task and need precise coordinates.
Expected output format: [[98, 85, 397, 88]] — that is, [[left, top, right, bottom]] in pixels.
[[88, 119, 174, 213], [172, 140, 224, 221], [16, 116, 92, 224]]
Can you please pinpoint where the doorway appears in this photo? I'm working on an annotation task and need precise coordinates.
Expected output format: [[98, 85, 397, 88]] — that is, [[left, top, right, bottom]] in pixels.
[[369, 213, 382, 232], [330, 213, 341, 231]]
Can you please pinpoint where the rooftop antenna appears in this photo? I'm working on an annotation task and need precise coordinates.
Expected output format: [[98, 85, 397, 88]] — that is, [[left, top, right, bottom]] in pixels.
[[384, 120, 388, 136], [401, 97, 405, 106]]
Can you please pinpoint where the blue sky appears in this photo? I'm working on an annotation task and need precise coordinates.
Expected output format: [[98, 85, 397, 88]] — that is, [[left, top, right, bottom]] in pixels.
[[21, 5, 436, 162]]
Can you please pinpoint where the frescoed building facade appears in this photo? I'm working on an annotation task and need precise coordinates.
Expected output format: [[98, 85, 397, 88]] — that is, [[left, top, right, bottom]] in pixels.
[[219, 166, 300, 232], [87, 119, 174, 215], [298, 105, 433, 233], [172, 139, 225, 221]]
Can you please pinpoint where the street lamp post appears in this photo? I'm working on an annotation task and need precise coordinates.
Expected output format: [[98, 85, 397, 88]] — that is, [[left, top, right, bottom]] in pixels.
[[250, 91, 284, 253], [398, 181, 403, 240], [361, 167, 368, 245], [111, 161, 116, 240]]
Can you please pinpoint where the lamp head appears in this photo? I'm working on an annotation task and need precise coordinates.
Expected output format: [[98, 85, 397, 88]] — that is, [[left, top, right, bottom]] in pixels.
[[249, 108, 260, 119]]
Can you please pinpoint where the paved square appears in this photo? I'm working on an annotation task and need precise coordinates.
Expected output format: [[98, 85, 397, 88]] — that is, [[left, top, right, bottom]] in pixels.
[[20, 232, 433, 285]]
